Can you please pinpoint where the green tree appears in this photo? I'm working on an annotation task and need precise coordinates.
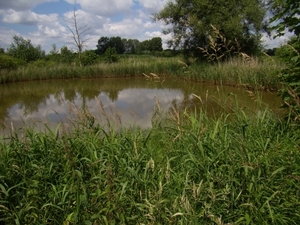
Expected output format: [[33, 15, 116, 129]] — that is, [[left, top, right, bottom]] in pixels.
[[269, 0, 300, 36], [270, 0, 300, 121], [104, 47, 119, 63], [154, 0, 266, 60], [96, 36, 125, 55], [138, 39, 151, 53], [60, 46, 74, 63], [275, 37, 300, 62], [109, 36, 125, 54], [96, 36, 110, 54], [81, 50, 98, 66], [47, 43, 60, 62], [149, 37, 163, 52], [0, 54, 23, 70], [6, 35, 45, 62], [122, 38, 140, 54]]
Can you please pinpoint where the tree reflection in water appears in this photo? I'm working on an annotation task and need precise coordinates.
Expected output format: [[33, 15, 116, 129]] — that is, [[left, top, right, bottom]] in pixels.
[[0, 78, 283, 135]]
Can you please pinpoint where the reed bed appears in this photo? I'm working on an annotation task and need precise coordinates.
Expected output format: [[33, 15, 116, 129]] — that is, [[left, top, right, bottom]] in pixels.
[[181, 57, 283, 91], [0, 55, 283, 91], [0, 96, 299, 224], [0, 56, 182, 84]]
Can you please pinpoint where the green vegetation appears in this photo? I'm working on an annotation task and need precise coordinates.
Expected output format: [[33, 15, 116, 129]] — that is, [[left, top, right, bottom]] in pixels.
[[269, 0, 300, 122], [0, 55, 283, 91], [0, 56, 181, 83], [6, 35, 45, 63], [154, 0, 266, 60], [0, 99, 299, 224], [96, 36, 163, 55], [0, 0, 300, 224]]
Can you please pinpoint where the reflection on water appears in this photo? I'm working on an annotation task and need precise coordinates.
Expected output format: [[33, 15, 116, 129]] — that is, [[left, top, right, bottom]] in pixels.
[[0, 77, 283, 136]]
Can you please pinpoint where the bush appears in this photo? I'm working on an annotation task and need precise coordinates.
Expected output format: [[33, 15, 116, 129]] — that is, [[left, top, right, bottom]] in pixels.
[[0, 54, 25, 70], [104, 47, 119, 63], [29, 59, 56, 68], [6, 35, 45, 63], [81, 50, 99, 66], [275, 37, 300, 63]]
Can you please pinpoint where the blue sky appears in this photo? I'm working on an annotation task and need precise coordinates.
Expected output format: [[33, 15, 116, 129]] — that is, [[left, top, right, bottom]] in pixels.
[[0, 0, 292, 53]]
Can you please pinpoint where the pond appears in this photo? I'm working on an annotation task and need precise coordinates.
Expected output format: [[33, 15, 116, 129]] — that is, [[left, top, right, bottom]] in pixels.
[[0, 77, 283, 136]]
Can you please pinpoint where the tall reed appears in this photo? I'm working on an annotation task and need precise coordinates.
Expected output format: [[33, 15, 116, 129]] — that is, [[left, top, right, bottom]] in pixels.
[[0, 95, 299, 224], [0, 56, 183, 84], [0, 55, 283, 91], [181, 57, 283, 90]]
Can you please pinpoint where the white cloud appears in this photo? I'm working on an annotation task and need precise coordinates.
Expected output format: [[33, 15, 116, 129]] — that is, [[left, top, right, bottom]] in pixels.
[[145, 31, 173, 48], [0, 27, 20, 49], [103, 18, 144, 37], [2, 9, 59, 25], [0, 0, 58, 11], [64, 0, 134, 16], [137, 0, 169, 13], [261, 30, 295, 49]]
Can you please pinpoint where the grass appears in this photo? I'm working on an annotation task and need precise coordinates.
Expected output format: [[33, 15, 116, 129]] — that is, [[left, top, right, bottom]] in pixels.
[[0, 56, 182, 84], [179, 57, 283, 91], [0, 96, 299, 224], [0, 55, 284, 91]]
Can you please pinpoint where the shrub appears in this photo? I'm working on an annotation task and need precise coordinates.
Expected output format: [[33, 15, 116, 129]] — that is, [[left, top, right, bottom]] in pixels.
[[104, 47, 119, 63], [81, 50, 99, 66], [0, 54, 25, 70], [29, 59, 56, 68]]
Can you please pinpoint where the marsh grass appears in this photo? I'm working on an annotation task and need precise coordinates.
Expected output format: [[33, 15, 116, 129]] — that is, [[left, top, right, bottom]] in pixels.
[[0, 56, 182, 84], [0, 94, 299, 224], [0, 55, 283, 91], [182, 57, 283, 91]]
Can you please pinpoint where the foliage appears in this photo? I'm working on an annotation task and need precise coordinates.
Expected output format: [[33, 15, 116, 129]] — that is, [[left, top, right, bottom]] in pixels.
[[0, 55, 282, 91], [122, 38, 140, 54], [0, 103, 299, 224], [278, 41, 300, 121], [270, 0, 300, 122], [96, 36, 110, 54], [269, 0, 300, 36], [198, 25, 243, 62], [47, 43, 60, 62], [96, 36, 125, 55], [0, 54, 25, 70], [97, 36, 163, 55], [138, 37, 163, 53], [275, 36, 300, 63], [29, 59, 56, 68], [6, 35, 45, 63], [104, 47, 119, 63], [60, 46, 75, 64], [109, 36, 125, 54], [81, 50, 99, 66], [154, 0, 266, 60]]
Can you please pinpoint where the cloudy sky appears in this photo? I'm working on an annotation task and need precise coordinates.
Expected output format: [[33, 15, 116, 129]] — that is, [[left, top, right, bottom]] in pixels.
[[0, 0, 292, 53]]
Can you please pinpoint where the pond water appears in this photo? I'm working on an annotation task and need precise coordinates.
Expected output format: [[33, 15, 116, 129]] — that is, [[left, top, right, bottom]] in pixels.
[[0, 77, 283, 136]]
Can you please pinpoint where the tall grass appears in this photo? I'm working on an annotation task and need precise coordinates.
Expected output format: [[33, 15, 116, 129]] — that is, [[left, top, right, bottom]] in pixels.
[[0, 55, 283, 91], [0, 96, 299, 224], [181, 57, 283, 91], [0, 56, 182, 84]]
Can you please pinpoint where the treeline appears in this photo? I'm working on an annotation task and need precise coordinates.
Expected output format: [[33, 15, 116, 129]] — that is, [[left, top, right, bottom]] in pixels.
[[96, 36, 163, 54], [0, 35, 172, 69]]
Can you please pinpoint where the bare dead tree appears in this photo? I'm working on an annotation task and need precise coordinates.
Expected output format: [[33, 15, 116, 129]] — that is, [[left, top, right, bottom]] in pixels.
[[66, 6, 90, 67]]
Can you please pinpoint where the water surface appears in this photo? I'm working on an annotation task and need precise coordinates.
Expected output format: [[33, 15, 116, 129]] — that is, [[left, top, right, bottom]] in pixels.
[[0, 77, 283, 136]]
